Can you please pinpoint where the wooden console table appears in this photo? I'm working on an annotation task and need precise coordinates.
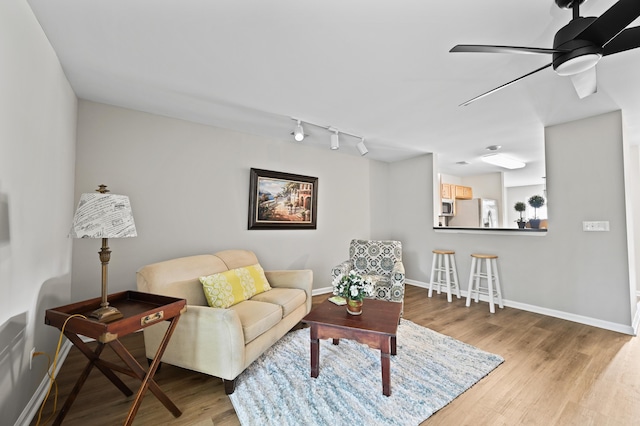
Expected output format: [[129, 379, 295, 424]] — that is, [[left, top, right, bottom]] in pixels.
[[44, 290, 186, 425]]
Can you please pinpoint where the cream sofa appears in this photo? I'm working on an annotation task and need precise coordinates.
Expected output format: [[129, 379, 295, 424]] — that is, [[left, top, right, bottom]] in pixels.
[[136, 249, 313, 394]]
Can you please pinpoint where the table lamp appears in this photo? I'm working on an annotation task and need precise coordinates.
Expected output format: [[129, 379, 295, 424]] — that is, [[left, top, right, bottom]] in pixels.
[[69, 185, 137, 322]]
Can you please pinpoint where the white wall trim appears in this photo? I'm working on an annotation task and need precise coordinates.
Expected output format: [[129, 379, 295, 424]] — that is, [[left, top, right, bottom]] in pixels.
[[413, 280, 635, 335], [15, 340, 73, 426], [633, 301, 640, 336]]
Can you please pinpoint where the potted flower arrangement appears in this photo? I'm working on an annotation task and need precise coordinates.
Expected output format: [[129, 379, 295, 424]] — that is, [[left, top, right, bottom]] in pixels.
[[528, 195, 545, 229], [514, 201, 527, 229], [332, 270, 374, 315]]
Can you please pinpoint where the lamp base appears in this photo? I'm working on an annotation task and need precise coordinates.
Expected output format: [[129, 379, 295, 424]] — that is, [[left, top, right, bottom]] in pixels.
[[90, 305, 123, 322]]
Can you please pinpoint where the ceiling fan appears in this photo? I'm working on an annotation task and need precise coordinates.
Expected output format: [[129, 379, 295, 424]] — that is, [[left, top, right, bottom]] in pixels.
[[451, 0, 640, 106]]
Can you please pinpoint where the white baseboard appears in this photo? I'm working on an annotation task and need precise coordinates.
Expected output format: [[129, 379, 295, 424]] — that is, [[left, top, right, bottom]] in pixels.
[[404, 279, 636, 335], [15, 340, 73, 426]]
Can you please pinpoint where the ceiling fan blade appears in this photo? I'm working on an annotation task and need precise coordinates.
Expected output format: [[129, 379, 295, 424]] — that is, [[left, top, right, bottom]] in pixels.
[[450, 44, 564, 55], [576, 0, 640, 47], [459, 63, 552, 106], [569, 67, 597, 99], [603, 26, 640, 56]]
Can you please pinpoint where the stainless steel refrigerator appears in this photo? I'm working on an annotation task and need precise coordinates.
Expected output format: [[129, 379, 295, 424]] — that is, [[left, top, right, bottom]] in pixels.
[[449, 198, 499, 228]]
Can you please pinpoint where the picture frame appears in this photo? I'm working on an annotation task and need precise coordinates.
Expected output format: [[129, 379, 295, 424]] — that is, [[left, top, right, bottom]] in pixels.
[[248, 168, 318, 230]]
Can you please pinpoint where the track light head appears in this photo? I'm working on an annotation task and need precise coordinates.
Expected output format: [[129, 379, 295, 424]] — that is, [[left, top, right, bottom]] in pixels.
[[292, 120, 305, 142], [356, 138, 368, 156], [330, 130, 339, 150]]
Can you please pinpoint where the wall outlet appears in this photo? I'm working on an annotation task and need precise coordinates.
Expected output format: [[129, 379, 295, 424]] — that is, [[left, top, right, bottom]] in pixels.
[[582, 221, 610, 232], [29, 347, 36, 370]]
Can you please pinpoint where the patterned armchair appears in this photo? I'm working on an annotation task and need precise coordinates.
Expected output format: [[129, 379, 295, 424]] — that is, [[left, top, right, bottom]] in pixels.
[[331, 239, 405, 306]]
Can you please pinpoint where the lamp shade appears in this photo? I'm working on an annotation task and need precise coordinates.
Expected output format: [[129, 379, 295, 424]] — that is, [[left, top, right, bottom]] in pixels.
[[69, 192, 137, 239]]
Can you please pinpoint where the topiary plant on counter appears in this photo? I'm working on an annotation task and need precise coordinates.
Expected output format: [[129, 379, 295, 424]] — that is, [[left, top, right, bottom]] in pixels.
[[528, 195, 545, 228], [514, 201, 527, 228]]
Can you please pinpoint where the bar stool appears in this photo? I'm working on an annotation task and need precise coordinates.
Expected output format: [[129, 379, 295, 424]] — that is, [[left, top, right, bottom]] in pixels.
[[428, 250, 460, 302], [466, 253, 504, 313]]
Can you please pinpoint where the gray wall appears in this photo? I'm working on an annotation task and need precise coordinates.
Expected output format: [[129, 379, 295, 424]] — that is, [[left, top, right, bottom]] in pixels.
[[383, 110, 635, 331], [0, 0, 77, 424], [72, 100, 377, 300], [75, 104, 636, 333]]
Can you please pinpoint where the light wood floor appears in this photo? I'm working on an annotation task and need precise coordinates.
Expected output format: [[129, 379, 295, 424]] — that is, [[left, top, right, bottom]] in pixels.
[[31, 285, 640, 425]]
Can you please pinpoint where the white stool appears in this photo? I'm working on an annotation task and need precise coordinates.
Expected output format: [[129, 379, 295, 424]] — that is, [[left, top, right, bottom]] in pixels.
[[466, 253, 504, 313], [428, 250, 460, 302]]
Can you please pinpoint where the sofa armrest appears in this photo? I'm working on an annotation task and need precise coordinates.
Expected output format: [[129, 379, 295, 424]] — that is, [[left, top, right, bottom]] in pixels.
[[264, 269, 313, 314], [143, 304, 246, 380]]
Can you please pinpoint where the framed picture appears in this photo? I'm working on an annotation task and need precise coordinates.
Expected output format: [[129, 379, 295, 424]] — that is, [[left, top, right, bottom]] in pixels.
[[248, 168, 318, 230]]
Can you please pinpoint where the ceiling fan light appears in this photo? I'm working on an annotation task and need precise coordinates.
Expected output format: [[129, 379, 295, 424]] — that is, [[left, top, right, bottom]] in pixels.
[[481, 153, 525, 169], [555, 53, 601, 76]]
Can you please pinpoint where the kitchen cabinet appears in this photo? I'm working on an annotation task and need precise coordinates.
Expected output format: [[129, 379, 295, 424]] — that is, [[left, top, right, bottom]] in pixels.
[[441, 183, 452, 199], [454, 185, 473, 200]]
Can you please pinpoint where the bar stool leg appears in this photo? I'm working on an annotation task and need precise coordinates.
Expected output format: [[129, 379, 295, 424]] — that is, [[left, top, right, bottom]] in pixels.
[[437, 254, 444, 295], [428, 253, 437, 298], [474, 259, 482, 303], [444, 254, 452, 302], [492, 258, 504, 309], [486, 258, 495, 314], [466, 257, 476, 307], [450, 254, 461, 299]]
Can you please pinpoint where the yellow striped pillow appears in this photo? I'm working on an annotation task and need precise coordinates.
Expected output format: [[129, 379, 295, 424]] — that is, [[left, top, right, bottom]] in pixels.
[[200, 264, 271, 308]]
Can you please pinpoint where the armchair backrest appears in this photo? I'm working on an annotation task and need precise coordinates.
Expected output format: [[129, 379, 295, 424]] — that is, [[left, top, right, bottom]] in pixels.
[[349, 239, 402, 276]]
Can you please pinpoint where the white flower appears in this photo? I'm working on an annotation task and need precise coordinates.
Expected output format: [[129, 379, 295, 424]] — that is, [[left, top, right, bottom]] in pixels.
[[332, 270, 372, 301]]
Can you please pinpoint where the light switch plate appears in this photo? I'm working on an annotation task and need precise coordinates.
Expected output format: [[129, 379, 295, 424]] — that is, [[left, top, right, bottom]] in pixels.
[[583, 221, 610, 232]]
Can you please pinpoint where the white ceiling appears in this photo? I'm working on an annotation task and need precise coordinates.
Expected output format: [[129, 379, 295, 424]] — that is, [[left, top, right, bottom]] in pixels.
[[27, 0, 640, 187]]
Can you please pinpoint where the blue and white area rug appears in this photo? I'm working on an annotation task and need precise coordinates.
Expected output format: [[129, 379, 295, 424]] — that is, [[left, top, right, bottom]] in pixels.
[[229, 319, 503, 425]]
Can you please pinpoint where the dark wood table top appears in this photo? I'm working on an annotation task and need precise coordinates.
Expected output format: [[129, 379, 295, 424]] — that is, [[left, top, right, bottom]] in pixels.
[[302, 298, 402, 336], [45, 290, 186, 343]]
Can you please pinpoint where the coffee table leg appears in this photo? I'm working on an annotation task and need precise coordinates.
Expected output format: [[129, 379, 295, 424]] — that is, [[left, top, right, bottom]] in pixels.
[[381, 337, 391, 396], [391, 335, 397, 356], [310, 325, 319, 378]]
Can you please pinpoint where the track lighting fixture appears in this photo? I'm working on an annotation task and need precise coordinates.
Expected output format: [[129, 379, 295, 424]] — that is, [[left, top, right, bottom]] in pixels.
[[293, 120, 305, 142], [330, 129, 340, 150], [356, 138, 368, 156], [290, 117, 369, 155]]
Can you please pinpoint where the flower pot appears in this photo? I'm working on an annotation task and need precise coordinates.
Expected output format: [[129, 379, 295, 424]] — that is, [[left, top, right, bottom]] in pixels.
[[529, 219, 541, 229], [346, 298, 363, 315], [517, 221, 526, 229]]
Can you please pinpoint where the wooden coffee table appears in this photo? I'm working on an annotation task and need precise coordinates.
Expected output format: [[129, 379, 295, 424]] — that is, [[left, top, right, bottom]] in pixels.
[[302, 298, 402, 396]]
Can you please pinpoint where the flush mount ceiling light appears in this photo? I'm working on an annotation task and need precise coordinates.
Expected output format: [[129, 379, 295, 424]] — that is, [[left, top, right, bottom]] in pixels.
[[292, 120, 305, 142], [486, 145, 502, 151], [356, 138, 368, 156], [456, 161, 470, 165], [330, 129, 340, 150], [481, 153, 525, 169]]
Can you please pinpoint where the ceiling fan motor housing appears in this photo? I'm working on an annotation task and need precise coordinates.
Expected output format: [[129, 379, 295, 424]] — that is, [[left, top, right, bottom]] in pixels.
[[555, 0, 587, 10], [552, 17, 602, 75]]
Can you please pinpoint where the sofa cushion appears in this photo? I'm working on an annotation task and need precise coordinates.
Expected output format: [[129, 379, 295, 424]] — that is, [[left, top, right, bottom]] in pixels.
[[249, 288, 306, 318], [229, 300, 282, 344], [200, 264, 271, 308]]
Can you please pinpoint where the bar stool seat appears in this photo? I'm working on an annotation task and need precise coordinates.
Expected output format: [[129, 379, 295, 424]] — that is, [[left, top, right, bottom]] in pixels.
[[466, 253, 503, 313], [428, 249, 461, 302]]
